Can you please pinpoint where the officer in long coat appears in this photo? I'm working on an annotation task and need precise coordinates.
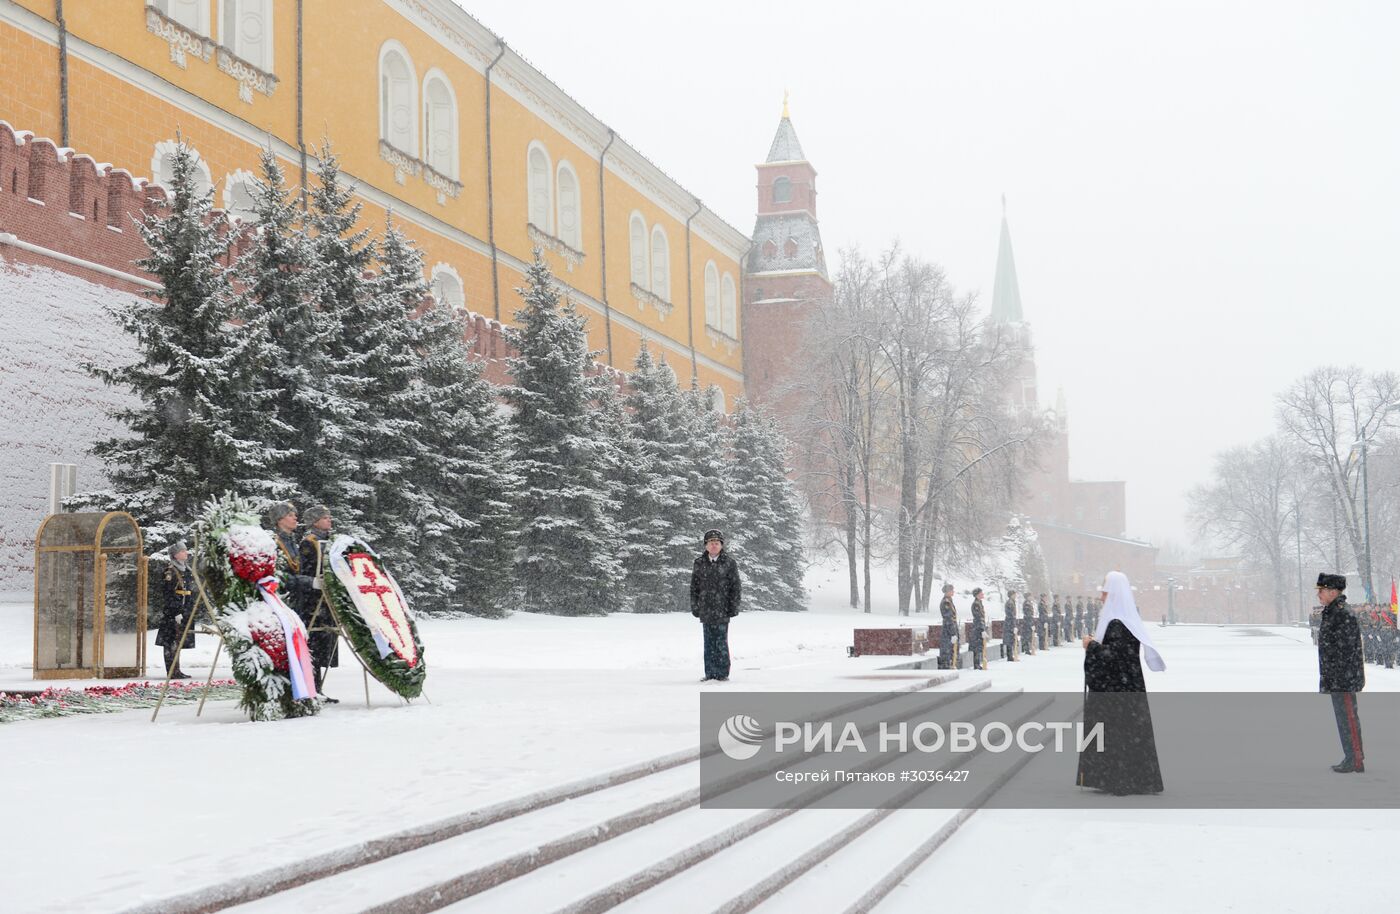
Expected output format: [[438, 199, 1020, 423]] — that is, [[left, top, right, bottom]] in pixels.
[[937, 584, 959, 669], [969, 588, 988, 670], [1036, 593, 1050, 651], [299, 505, 340, 693], [269, 502, 318, 633], [691, 529, 742, 681], [1050, 595, 1063, 647], [1316, 573, 1365, 773], [1003, 590, 1019, 661], [1074, 597, 1086, 639], [1021, 594, 1037, 655], [155, 540, 195, 679]]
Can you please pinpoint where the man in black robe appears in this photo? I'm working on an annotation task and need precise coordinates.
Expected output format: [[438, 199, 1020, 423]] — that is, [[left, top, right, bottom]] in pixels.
[[1078, 571, 1165, 795], [969, 587, 988, 670], [937, 584, 959, 670], [1002, 590, 1019, 661], [1316, 573, 1365, 773]]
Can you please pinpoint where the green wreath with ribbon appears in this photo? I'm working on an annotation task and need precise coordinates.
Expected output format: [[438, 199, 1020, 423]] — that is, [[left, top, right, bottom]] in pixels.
[[321, 534, 427, 699]]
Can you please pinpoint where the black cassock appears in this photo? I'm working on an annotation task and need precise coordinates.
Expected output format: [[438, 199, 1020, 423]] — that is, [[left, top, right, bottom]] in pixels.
[[1077, 619, 1164, 795]]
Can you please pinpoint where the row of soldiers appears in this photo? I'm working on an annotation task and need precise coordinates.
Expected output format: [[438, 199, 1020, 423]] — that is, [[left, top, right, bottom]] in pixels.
[[1358, 605, 1399, 670], [155, 502, 342, 696], [935, 586, 1104, 670]]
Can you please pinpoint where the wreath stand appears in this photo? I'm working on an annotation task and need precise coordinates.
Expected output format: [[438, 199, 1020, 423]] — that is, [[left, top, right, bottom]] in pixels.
[[149, 564, 392, 721]]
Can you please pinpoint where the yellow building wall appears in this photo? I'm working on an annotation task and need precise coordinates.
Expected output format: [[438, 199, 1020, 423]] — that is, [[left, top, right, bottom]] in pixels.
[[0, 0, 746, 406]]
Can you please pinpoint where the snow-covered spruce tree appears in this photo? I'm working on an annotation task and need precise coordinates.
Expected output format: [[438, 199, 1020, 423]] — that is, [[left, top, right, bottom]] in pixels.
[[726, 400, 808, 611], [594, 379, 645, 612], [234, 149, 354, 512], [618, 342, 696, 612], [340, 216, 441, 600], [682, 381, 731, 537], [503, 252, 622, 615], [84, 139, 287, 544], [306, 143, 382, 541], [396, 234, 521, 617]]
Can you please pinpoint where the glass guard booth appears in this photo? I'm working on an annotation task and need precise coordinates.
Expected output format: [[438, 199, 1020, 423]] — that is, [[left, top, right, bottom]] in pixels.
[[33, 512, 148, 679]]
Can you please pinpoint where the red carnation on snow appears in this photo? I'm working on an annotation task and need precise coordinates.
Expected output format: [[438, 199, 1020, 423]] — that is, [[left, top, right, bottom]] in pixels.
[[224, 523, 277, 584], [248, 611, 289, 673]]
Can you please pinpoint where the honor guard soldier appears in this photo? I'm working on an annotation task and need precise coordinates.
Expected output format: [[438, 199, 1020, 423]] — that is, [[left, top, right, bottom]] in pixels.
[[1051, 595, 1063, 647], [299, 505, 341, 695], [1021, 594, 1037, 655], [969, 588, 988, 670], [938, 584, 960, 670], [1003, 590, 1020, 661], [1074, 597, 1085, 639], [156, 540, 195, 679], [1037, 593, 1050, 651]]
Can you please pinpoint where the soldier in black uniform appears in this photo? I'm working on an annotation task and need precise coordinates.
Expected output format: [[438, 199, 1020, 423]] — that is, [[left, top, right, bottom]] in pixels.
[[299, 505, 340, 694], [969, 587, 988, 670], [1382, 607, 1399, 670], [1050, 595, 1063, 647], [1315, 573, 1364, 773], [1089, 597, 1100, 634], [1021, 593, 1036, 655], [156, 540, 195, 679], [1037, 593, 1049, 651], [1003, 589, 1019, 661], [1073, 596, 1085, 639], [937, 584, 959, 669]]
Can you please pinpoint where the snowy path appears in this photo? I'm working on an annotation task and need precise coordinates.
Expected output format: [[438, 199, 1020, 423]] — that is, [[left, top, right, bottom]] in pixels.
[[4, 594, 1398, 913]]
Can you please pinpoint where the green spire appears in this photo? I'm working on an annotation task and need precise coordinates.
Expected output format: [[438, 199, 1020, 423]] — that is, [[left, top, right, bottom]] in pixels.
[[991, 195, 1023, 324]]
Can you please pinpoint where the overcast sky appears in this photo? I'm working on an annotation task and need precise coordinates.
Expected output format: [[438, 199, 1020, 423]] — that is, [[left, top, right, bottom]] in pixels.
[[460, 0, 1400, 549]]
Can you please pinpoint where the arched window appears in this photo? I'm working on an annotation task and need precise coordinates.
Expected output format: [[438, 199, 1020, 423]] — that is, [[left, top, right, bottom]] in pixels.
[[556, 161, 581, 250], [223, 169, 259, 222], [784, 237, 798, 258], [721, 273, 737, 337], [152, 141, 213, 199], [762, 239, 777, 259], [431, 263, 466, 310], [421, 70, 458, 179], [629, 212, 649, 287], [772, 176, 791, 204], [527, 143, 552, 232], [156, 0, 209, 35], [220, 0, 272, 71], [650, 226, 670, 301], [703, 261, 720, 328], [378, 42, 417, 156]]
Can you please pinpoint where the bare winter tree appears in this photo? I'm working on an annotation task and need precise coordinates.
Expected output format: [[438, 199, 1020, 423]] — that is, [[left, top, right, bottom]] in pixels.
[[1277, 366, 1400, 601], [1187, 436, 1303, 623], [868, 248, 1037, 615], [786, 249, 895, 612]]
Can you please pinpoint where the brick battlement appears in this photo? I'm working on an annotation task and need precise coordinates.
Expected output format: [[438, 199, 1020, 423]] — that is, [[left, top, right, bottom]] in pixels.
[[0, 122, 631, 392]]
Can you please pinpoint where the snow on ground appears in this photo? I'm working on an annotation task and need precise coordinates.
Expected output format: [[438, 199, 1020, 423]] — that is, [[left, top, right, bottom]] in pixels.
[[1, 559, 1397, 913]]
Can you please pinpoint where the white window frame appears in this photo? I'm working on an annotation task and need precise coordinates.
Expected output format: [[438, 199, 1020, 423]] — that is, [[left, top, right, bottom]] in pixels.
[[527, 141, 553, 234], [628, 211, 649, 288], [155, 0, 210, 35], [430, 262, 466, 310], [378, 40, 418, 157], [152, 140, 213, 198], [772, 175, 792, 204], [721, 272, 737, 337], [650, 225, 670, 302], [218, 0, 273, 71], [222, 168, 259, 222], [703, 260, 720, 328], [421, 68, 459, 180], [555, 160, 581, 251]]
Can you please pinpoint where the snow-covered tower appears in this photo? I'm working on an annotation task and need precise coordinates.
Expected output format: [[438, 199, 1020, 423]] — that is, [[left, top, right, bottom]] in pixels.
[[741, 94, 832, 410]]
